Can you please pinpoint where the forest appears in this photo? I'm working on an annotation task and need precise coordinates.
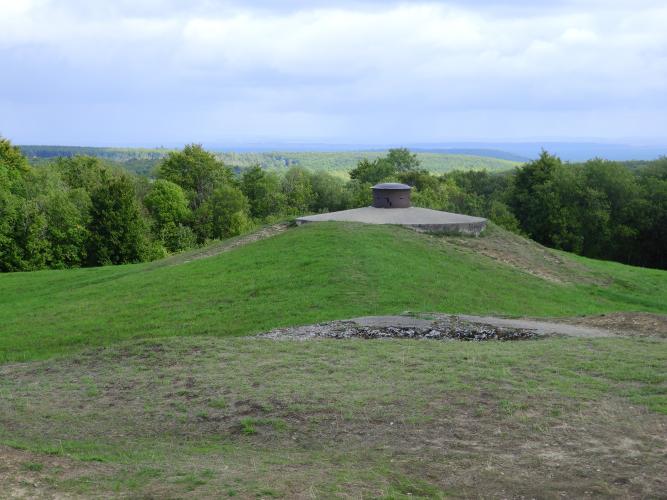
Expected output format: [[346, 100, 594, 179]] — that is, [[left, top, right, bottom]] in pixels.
[[2, 137, 666, 271], [20, 146, 520, 177]]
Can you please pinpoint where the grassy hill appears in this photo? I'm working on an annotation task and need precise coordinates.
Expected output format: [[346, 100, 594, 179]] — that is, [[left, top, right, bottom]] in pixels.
[[1, 222, 666, 497], [20, 146, 520, 177], [1, 223, 664, 363]]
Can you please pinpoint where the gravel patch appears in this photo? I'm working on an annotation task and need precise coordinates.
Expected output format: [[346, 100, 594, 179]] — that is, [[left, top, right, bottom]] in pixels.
[[258, 316, 538, 341]]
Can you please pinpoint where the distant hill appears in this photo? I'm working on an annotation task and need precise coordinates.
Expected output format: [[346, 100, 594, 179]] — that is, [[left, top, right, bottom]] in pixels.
[[407, 142, 667, 162], [19, 145, 172, 176], [412, 148, 529, 162], [19, 145, 170, 161], [22, 142, 665, 167], [217, 151, 520, 175], [19, 145, 521, 177]]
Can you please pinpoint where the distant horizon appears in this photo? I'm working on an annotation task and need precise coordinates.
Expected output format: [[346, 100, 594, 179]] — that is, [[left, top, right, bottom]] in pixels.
[[14, 138, 667, 148], [16, 140, 667, 162]]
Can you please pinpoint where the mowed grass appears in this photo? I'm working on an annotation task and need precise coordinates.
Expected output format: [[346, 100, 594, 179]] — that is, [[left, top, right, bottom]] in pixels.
[[1, 222, 666, 362], [1, 336, 665, 497]]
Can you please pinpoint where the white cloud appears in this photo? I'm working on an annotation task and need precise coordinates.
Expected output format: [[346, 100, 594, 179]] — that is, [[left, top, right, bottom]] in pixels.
[[1, 0, 666, 144]]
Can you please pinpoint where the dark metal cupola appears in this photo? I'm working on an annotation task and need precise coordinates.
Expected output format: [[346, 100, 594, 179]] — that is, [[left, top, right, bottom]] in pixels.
[[371, 183, 412, 209]]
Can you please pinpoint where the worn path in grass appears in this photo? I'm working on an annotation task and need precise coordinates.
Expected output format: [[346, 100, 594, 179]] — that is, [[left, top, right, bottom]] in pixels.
[[149, 222, 289, 268], [261, 312, 667, 340]]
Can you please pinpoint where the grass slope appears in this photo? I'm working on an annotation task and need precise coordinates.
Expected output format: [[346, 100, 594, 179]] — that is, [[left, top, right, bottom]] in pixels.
[[1, 223, 665, 363]]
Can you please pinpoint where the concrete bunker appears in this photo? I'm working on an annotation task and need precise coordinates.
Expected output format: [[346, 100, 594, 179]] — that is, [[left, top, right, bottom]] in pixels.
[[372, 183, 412, 208], [296, 183, 487, 236]]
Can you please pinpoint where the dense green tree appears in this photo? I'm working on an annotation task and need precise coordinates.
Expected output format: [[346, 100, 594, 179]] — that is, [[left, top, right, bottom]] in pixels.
[[281, 167, 314, 215], [349, 148, 419, 185], [0, 137, 33, 270], [510, 151, 578, 250], [11, 198, 52, 270], [240, 165, 287, 219], [26, 166, 91, 268], [411, 184, 450, 211], [345, 179, 373, 208], [144, 180, 190, 229], [398, 169, 440, 191], [576, 159, 640, 259], [633, 162, 667, 268], [349, 158, 396, 185], [311, 172, 351, 213], [445, 170, 512, 199], [87, 174, 149, 266], [144, 179, 194, 252], [53, 156, 109, 192], [158, 144, 233, 210], [159, 222, 198, 253], [386, 148, 420, 172], [0, 190, 22, 271], [195, 185, 251, 240], [0, 137, 30, 194], [486, 200, 522, 233], [0, 193, 53, 272], [41, 190, 90, 268]]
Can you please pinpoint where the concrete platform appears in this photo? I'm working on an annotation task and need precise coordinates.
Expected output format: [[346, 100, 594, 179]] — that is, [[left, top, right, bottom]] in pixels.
[[296, 206, 487, 235]]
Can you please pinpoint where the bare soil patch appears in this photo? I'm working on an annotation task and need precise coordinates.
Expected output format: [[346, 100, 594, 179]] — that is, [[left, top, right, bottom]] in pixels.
[[0, 445, 112, 499], [555, 312, 667, 339], [150, 222, 289, 267], [440, 224, 608, 285]]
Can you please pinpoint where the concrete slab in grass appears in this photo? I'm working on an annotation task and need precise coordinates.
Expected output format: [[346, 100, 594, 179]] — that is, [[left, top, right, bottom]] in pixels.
[[296, 206, 487, 235]]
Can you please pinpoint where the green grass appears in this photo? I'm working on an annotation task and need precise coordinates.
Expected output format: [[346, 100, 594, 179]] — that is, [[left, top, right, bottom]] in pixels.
[[1, 222, 665, 363], [1, 222, 665, 497], [1, 336, 665, 497]]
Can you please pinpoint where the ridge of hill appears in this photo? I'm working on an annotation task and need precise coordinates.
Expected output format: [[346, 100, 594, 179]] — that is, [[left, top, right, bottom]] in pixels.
[[1, 222, 665, 363]]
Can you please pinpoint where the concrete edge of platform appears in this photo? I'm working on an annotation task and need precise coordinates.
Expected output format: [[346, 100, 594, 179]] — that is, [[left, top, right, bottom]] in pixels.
[[294, 219, 487, 236]]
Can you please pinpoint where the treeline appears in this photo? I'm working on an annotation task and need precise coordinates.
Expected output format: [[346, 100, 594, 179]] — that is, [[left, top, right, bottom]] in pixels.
[[394, 151, 666, 269], [374, 150, 665, 269], [2, 137, 666, 271], [510, 152, 666, 269], [0, 139, 370, 271]]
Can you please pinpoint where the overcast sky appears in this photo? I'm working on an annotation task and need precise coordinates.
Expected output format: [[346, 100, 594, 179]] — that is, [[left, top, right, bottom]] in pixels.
[[1, 0, 666, 147]]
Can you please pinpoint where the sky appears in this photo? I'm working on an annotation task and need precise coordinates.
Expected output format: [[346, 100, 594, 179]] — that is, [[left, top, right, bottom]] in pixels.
[[1, 0, 666, 147]]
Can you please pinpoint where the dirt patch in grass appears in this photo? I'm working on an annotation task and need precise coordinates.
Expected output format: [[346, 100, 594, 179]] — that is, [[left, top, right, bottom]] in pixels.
[[555, 312, 667, 339], [0, 445, 113, 499], [150, 222, 289, 267], [439, 223, 608, 285], [0, 336, 665, 497]]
